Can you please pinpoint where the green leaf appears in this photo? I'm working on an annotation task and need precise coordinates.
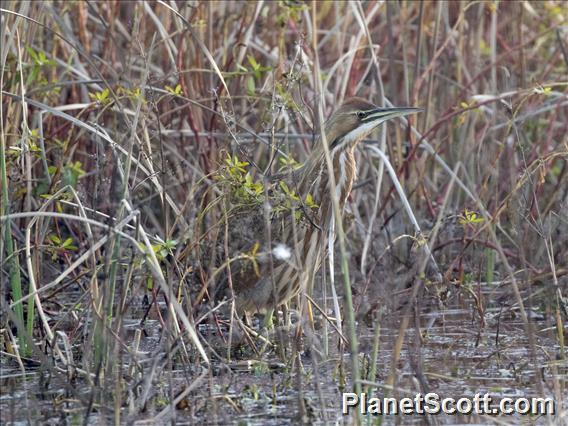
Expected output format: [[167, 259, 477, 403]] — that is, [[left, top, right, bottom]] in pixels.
[[26, 46, 39, 62], [89, 88, 111, 105], [305, 193, 318, 209], [458, 209, 484, 226], [279, 155, 302, 170], [165, 84, 182, 95], [247, 54, 259, 70], [62, 161, 86, 188], [279, 181, 290, 195], [246, 76, 255, 95]]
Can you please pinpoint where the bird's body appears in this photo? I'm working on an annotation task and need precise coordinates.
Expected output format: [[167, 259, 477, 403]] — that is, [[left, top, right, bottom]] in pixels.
[[221, 98, 422, 314]]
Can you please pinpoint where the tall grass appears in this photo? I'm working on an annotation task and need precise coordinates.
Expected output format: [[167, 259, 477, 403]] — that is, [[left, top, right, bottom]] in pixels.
[[1, 1, 566, 424]]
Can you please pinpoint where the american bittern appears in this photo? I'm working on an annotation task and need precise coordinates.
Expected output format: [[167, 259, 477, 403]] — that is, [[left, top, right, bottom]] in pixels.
[[223, 98, 421, 314]]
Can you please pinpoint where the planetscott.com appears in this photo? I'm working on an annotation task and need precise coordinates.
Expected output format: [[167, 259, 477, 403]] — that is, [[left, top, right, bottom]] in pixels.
[[342, 392, 556, 416]]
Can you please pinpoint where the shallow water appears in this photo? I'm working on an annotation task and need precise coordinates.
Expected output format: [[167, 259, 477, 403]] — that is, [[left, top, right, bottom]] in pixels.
[[1, 281, 566, 425]]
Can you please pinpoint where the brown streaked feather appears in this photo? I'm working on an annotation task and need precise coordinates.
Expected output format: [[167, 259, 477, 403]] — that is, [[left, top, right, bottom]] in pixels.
[[223, 97, 385, 313]]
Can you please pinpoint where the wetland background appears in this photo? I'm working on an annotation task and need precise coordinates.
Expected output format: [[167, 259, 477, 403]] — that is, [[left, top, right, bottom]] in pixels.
[[1, 1, 567, 424]]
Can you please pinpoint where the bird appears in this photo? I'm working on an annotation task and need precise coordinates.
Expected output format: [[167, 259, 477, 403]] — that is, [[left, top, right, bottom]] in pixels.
[[218, 97, 422, 315]]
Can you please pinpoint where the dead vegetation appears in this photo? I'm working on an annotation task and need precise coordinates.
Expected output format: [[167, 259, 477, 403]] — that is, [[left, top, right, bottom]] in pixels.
[[1, 1, 566, 424]]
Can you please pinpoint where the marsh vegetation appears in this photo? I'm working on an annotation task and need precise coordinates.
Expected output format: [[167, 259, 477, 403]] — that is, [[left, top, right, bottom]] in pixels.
[[1, 1, 567, 424]]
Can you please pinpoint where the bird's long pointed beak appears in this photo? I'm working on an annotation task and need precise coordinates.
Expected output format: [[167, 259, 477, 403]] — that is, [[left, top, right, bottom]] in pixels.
[[363, 106, 423, 122]]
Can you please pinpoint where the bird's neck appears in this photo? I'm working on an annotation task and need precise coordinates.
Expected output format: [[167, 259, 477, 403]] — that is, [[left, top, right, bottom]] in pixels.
[[329, 146, 356, 210], [297, 145, 357, 229]]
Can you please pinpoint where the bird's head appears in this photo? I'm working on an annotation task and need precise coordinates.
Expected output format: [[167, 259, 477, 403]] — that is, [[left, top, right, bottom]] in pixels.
[[323, 97, 422, 151], [295, 97, 423, 193]]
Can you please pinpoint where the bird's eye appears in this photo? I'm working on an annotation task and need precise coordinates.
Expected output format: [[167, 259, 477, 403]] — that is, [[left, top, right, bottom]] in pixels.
[[356, 111, 366, 119]]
